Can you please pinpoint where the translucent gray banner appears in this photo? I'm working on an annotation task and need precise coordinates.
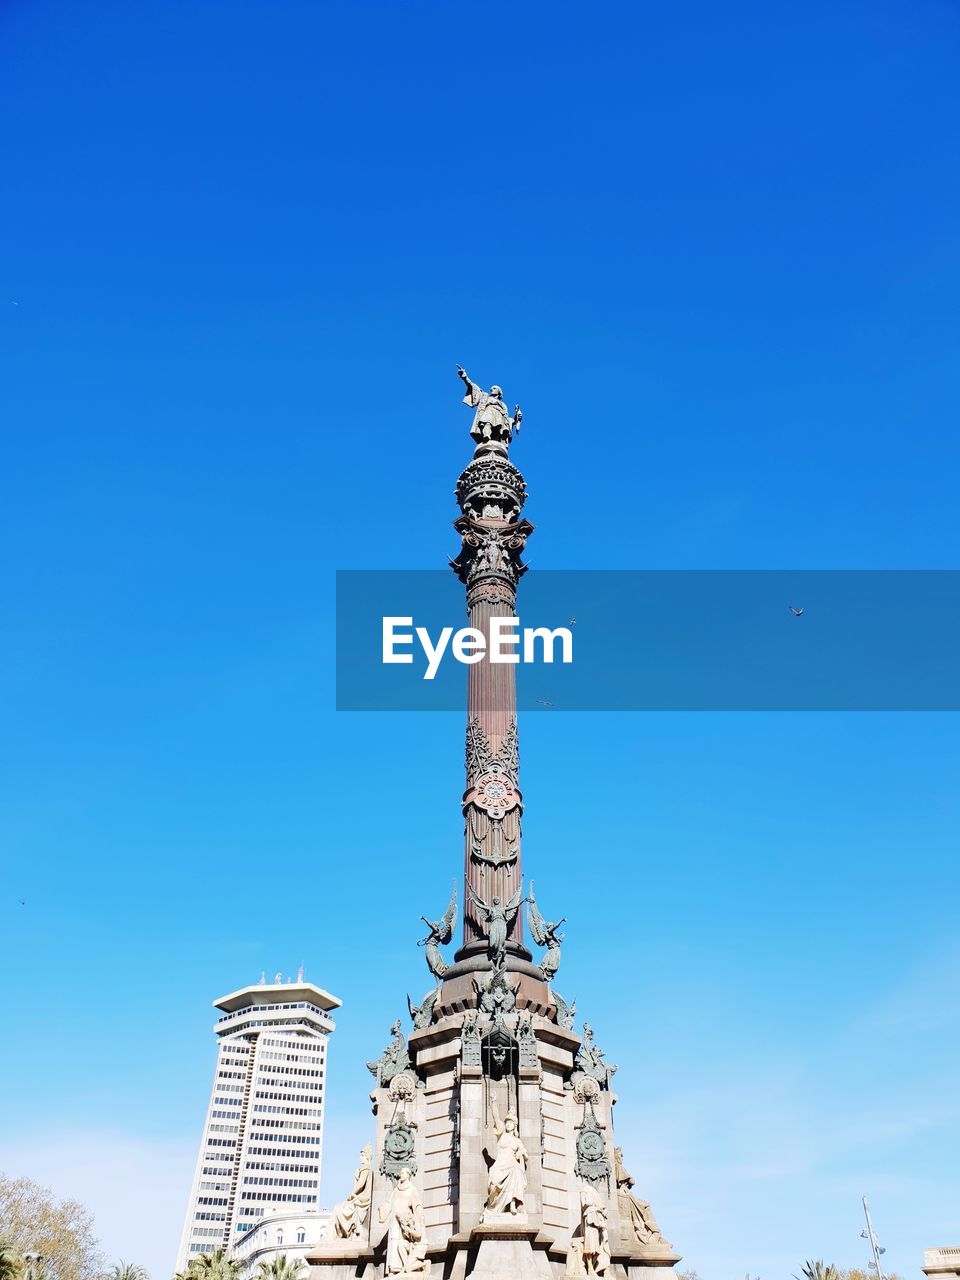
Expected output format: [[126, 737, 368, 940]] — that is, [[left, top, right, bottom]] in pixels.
[[335, 570, 960, 711]]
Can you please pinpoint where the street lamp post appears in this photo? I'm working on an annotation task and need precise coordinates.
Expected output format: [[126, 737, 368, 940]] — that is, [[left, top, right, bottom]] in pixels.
[[861, 1196, 887, 1280]]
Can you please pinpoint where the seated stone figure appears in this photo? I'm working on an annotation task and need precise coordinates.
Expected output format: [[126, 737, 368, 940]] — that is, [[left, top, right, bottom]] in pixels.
[[332, 1144, 373, 1239], [614, 1147, 672, 1249]]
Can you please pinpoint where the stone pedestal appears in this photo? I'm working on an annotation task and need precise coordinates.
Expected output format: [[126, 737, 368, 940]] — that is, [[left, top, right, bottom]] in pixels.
[[309, 1010, 681, 1280], [305, 1240, 375, 1279], [446, 1225, 555, 1280]]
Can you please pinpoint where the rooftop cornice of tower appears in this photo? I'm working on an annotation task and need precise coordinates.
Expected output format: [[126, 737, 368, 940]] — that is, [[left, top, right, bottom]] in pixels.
[[214, 981, 342, 1014]]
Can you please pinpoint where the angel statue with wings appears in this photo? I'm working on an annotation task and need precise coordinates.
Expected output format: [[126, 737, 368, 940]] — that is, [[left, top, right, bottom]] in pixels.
[[466, 882, 525, 968], [366, 1019, 411, 1089], [418, 884, 457, 980], [526, 880, 565, 981]]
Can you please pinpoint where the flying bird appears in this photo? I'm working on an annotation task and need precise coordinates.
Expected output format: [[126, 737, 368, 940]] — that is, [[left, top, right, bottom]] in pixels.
[[569, 617, 577, 626], [536, 699, 555, 708], [789, 606, 804, 617]]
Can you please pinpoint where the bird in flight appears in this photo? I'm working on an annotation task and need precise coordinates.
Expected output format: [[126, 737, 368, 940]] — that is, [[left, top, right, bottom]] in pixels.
[[789, 606, 804, 617], [536, 699, 555, 708], [569, 617, 577, 626]]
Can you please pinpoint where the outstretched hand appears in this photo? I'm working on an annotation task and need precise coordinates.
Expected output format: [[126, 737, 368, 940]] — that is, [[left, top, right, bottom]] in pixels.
[[456, 364, 468, 380]]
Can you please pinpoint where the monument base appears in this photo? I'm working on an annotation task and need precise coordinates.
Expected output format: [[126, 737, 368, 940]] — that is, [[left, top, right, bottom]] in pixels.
[[479, 1209, 530, 1228], [446, 1225, 555, 1280], [306, 1229, 682, 1279], [615, 1262, 683, 1280], [305, 1241, 375, 1278]]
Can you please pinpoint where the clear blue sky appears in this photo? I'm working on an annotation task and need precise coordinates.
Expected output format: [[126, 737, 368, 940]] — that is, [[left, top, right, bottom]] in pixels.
[[1, 2, 958, 1278]]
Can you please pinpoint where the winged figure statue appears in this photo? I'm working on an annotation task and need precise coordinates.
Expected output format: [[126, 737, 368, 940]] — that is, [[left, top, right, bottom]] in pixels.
[[553, 990, 577, 1030], [526, 880, 565, 981], [569, 1022, 618, 1091], [407, 987, 439, 1030], [418, 883, 457, 979], [466, 881, 524, 968], [366, 1019, 411, 1089]]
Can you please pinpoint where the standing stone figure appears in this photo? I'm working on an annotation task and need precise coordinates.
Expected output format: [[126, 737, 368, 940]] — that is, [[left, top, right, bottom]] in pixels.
[[614, 1147, 672, 1249], [580, 1184, 611, 1276], [332, 1144, 374, 1239], [378, 1166, 430, 1275], [466, 882, 524, 969], [527, 880, 565, 981], [457, 365, 522, 448], [481, 1097, 528, 1219], [418, 884, 457, 980]]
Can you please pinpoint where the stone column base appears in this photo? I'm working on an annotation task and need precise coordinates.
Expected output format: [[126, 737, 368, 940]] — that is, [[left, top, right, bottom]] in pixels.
[[615, 1247, 683, 1279], [305, 1230, 681, 1280], [304, 1242, 375, 1278], [443, 1224, 556, 1280]]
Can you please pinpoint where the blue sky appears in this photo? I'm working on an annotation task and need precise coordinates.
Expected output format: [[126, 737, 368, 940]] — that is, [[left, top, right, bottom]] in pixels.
[[1, 1, 959, 1277]]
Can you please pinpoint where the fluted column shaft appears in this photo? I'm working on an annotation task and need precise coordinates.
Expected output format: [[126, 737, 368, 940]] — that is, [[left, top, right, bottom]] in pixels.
[[450, 446, 533, 962]]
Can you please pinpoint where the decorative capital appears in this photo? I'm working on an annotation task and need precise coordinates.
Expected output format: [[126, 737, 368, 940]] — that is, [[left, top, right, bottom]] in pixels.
[[455, 452, 528, 522], [450, 515, 533, 596]]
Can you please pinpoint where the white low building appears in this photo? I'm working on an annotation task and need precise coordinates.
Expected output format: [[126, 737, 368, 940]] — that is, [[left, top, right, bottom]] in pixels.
[[232, 1209, 333, 1277], [924, 1248, 960, 1280]]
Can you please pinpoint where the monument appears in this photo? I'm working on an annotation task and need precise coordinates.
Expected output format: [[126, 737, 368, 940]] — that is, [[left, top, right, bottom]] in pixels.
[[308, 370, 681, 1279]]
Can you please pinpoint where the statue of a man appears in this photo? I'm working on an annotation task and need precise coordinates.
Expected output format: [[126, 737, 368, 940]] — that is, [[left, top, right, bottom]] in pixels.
[[457, 365, 521, 447], [580, 1183, 611, 1276], [378, 1167, 430, 1275]]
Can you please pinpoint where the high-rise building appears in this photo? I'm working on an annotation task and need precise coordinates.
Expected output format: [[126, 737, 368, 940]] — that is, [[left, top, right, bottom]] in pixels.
[[176, 980, 341, 1271]]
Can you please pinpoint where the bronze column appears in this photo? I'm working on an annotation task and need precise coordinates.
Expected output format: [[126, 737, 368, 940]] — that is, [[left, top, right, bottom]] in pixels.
[[450, 437, 533, 963]]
